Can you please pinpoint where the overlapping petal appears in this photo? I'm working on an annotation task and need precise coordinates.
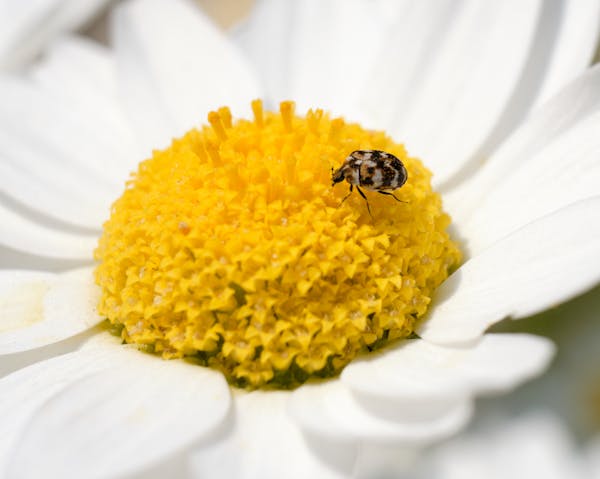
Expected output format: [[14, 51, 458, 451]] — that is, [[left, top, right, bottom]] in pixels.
[[112, 0, 261, 155], [288, 334, 552, 444], [419, 197, 600, 344], [0, 75, 123, 230], [236, 0, 600, 188], [0, 0, 112, 71], [448, 64, 600, 230], [421, 414, 589, 479], [0, 204, 97, 259], [190, 392, 354, 479], [0, 266, 101, 354], [0, 334, 230, 479]]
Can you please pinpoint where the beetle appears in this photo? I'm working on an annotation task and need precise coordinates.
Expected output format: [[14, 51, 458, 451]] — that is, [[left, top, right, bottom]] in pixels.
[[331, 150, 408, 215]]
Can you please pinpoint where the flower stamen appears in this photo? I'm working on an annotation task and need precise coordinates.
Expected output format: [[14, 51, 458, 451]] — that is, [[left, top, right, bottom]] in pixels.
[[94, 100, 461, 389]]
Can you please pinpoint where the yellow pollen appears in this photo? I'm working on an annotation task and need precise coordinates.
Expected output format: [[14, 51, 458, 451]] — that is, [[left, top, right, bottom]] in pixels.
[[280, 100, 295, 132], [94, 100, 461, 389], [208, 111, 228, 141], [251, 99, 263, 127]]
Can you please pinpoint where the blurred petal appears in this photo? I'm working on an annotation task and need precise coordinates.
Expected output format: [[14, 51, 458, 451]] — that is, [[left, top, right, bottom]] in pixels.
[[0, 203, 97, 259], [465, 111, 600, 255], [230, 0, 293, 110], [448, 64, 600, 232], [342, 333, 553, 405], [190, 391, 356, 479], [232, 0, 393, 119], [0, 270, 55, 333], [0, 266, 101, 354], [288, 380, 472, 445], [0, 75, 122, 229], [359, 0, 543, 186], [531, 0, 600, 108], [112, 0, 261, 155], [0, 0, 111, 71], [588, 436, 600, 479], [0, 342, 119, 475], [426, 414, 589, 479], [419, 197, 600, 344], [5, 336, 230, 479], [29, 35, 140, 175]]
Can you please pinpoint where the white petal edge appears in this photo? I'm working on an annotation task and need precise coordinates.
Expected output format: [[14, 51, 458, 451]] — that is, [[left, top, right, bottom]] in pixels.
[[358, 0, 543, 186], [190, 391, 355, 479], [447, 63, 600, 227], [4, 336, 230, 479], [427, 413, 589, 479], [341, 334, 554, 409], [0, 74, 123, 229], [0, 266, 102, 354], [31, 34, 117, 99], [418, 196, 600, 344], [463, 110, 600, 256], [288, 380, 472, 446], [0, 341, 121, 476], [0, 270, 56, 333], [0, 202, 97, 259], [232, 0, 395, 122], [0, 0, 111, 71], [532, 0, 600, 108], [29, 34, 140, 181], [112, 0, 262, 156], [587, 435, 600, 479]]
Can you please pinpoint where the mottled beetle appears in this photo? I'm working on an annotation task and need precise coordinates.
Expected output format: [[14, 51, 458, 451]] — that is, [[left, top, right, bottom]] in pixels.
[[332, 150, 408, 215]]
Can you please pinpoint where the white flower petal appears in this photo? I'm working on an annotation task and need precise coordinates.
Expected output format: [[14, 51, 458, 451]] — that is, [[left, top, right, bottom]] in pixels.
[[0, 157, 112, 232], [30, 35, 140, 177], [0, 202, 97, 259], [448, 64, 600, 233], [112, 0, 261, 155], [342, 334, 553, 405], [288, 380, 472, 445], [5, 339, 230, 479], [0, 344, 119, 475], [32, 34, 116, 96], [359, 0, 544, 186], [0, 328, 98, 380], [418, 197, 600, 344], [464, 111, 600, 255], [0, 270, 56, 333], [0, 266, 102, 354], [0, 76, 122, 229], [233, 0, 392, 121], [587, 436, 600, 479], [532, 0, 600, 108], [190, 391, 355, 479], [0, 0, 110, 71], [427, 413, 589, 479], [230, 0, 293, 110]]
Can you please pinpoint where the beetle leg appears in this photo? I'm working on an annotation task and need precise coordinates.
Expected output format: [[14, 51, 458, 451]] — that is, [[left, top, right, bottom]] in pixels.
[[378, 190, 408, 203], [341, 184, 353, 204], [356, 186, 372, 217]]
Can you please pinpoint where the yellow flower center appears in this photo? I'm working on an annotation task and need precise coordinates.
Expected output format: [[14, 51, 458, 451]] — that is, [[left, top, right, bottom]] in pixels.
[[94, 101, 461, 389]]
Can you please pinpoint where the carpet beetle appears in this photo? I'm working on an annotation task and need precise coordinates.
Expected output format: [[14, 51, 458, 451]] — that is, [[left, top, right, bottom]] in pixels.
[[331, 150, 408, 215]]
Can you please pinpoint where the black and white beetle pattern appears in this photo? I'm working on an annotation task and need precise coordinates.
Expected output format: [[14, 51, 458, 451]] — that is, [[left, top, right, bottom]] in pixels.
[[331, 150, 408, 215]]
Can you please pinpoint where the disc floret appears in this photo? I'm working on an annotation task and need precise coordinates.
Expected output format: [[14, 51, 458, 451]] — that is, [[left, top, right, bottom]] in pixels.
[[95, 100, 461, 389]]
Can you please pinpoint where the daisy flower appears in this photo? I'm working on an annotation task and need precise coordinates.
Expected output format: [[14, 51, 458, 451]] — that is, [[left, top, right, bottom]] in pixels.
[[1, 0, 600, 477], [0, 0, 113, 72]]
